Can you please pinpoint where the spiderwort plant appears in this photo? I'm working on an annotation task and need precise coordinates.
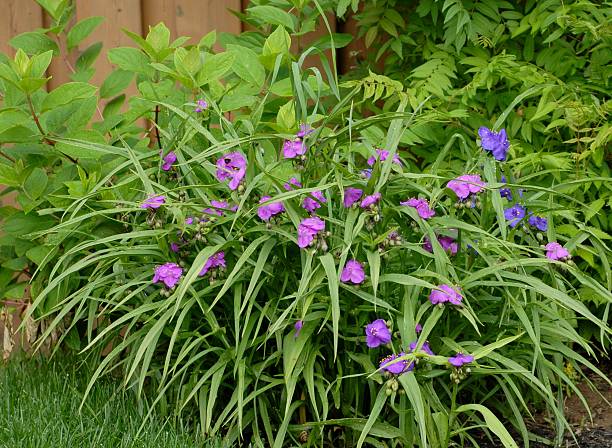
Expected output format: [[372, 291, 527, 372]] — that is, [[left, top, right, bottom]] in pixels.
[[15, 17, 611, 448]]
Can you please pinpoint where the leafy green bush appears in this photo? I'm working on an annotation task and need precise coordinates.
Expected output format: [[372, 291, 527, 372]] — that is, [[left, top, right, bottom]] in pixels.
[[1, 1, 611, 447], [346, 0, 611, 237]]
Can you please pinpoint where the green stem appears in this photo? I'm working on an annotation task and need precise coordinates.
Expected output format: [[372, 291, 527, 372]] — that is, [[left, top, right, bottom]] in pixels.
[[26, 94, 49, 143], [445, 382, 458, 447], [26, 93, 78, 164]]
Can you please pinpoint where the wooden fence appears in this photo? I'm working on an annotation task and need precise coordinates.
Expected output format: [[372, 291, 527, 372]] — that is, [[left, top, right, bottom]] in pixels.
[[0, 0, 362, 90]]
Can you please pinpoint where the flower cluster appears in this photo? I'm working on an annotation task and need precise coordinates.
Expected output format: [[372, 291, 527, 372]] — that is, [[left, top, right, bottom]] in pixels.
[[283, 124, 313, 159], [401, 197, 435, 219], [143, 116, 562, 395], [340, 259, 365, 284], [199, 251, 226, 276], [302, 191, 327, 213], [478, 126, 510, 161], [142, 195, 165, 209], [447, 174, 486, 202], [257, 196, 284, 221], [297, 217, 326, 249], [545, 242, 570, 261], [429, 284, 463, 306], [153, 262, 182, 288], [367, 149, 402, 167], [162, 151, 177, 171], [216, 152, 246, 191], [343, 187, 363, 208], [423, 236, 458, 255]]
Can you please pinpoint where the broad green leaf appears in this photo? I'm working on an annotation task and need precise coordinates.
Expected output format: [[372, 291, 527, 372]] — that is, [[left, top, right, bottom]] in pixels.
[[42, 82, 97, 111], [199, 30, 216, 49], [247, 6, 295, 31], [145, 22, 170, 52], [10, 32, 59, 55], [227, 44, 266, 88], [67, 17, 104, 50], [23, 167, 48, 200], [276, 100, 296, 131], [99, 69, 133, 98], [198, 52, 235, 86], [108, 47, 151, 74]]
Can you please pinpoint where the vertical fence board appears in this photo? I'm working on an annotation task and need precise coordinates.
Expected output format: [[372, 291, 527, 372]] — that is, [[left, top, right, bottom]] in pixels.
[[142, 0, 179, 39], [0, 1, 44, 56], [75, 0, 143, 89], [175, 0, 242, 47], [44, 13, 77, 90], [143, 0, 241, 47]]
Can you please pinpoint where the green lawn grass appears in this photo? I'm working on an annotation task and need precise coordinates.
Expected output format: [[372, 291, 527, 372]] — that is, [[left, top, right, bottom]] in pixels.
[[0, 356, 208, 448]]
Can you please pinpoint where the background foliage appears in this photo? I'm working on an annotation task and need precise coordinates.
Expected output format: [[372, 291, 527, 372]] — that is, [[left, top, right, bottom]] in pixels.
[[0, 0, 610, 447]]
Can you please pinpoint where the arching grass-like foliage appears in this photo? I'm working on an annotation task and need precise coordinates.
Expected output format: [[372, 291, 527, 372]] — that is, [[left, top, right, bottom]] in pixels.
[[0, 3, 610, 447]]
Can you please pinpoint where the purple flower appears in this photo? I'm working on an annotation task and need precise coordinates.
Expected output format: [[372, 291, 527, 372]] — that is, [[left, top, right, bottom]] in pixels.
[[162, 151, 177, 171], [216, 152, 247, 190], [500, 186, 512, 200], [141, 195, 166, 209], [423, 236, 458, 255], [185, 217, 194, 225], [528, 214, 548, 232], [170, 243, 180, 253], [429, 284, 463, 306], [380, 341, 435, 375], [367, 149, 401, 167], [302, 190, 327, 213], [283, 177, 302, 190], [365, 319, 392, 348], [545, 242, 570, 261], [499, 175, 523, 201], [379, 352, 409, 374], [360, 192, 381, 209], [408, 341, 435, 356], [301, 197, 318, 213], [361, 169, 372, 179], [401, 198, 435, 219], [343, 188, 363, 208], [415, 323, 422, 333], [195, 99, 208, 112], [257, 196, 285, 221], [447, 174, 486, 200], [340, 259, 365, 284], [294, 320, 303, 338], [152, 262, 182, 288], [479, 127, 510, 161], [199, 251, 226, 276], [203, 200, 239, 217], [296, 124, 313, 138], [500, 175, 512, 200], [297, 216, 325, 248], [504, 204, 526, 228], [283, 140, 307, 159], [448, 352, 474, 367]]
